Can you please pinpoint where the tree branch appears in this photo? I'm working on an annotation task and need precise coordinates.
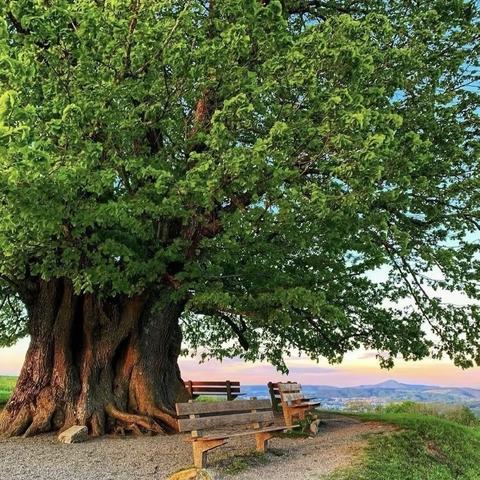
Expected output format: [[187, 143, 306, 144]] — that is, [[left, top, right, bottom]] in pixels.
[[217, 312, 250, 351]]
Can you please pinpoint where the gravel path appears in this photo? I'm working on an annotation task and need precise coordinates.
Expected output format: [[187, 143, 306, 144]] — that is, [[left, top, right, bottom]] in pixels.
[[0, 413, 394, 480]]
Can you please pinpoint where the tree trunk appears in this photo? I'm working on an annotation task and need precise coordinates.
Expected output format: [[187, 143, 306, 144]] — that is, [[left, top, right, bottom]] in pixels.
[[0, 279, 188, 437]]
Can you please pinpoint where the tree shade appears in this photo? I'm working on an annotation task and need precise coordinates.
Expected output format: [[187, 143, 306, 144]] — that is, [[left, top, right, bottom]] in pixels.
[[0, 0, 479, 436]]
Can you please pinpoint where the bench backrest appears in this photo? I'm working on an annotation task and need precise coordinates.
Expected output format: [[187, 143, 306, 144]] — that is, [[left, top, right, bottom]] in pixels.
[[176, 399, 274, 435], [268, 381, 298, 410], [278, 382, 304, 405], [184, 380, 240, 400]]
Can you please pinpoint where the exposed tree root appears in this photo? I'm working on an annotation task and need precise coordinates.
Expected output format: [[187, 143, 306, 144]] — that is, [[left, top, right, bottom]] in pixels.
[[150, 406, 179, 432], [114, 423, 143, 436], [0, 406, 31, 438], [23, 389, 56, 437], [105, 403, 165, 434]]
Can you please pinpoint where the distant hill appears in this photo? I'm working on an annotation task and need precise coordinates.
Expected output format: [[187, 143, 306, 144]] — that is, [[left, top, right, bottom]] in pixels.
[[242, 380, 480, 414]]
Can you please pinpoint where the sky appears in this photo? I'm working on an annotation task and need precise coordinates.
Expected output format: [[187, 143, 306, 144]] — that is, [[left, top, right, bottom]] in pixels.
[[2, 338, 479, 388]]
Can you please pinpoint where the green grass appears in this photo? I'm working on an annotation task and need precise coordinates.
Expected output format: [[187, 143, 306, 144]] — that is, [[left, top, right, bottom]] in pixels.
[[196, 395, 224, 402], [328, 412, 480, 480], [221, 452, 270, 475], [0, 376, 17, 406]]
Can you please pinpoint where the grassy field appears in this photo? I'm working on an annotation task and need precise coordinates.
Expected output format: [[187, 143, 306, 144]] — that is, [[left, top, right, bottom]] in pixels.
[[328, 410, 480, 480], [0, 376, 17, 406]]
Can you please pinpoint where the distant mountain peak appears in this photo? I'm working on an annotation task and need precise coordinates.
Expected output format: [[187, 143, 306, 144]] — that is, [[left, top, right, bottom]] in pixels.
[[375, 380, 404, 388], [357, 379, 432, 390]]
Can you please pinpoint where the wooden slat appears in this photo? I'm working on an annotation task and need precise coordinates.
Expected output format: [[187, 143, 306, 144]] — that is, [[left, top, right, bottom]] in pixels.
[[278, 382, 301, 393], [178, 410, 274, 432], [282, 392, 304, 402], [191, 392, 237, 396], [189, 386, 240, 393], [176, 399, 271, 416], [186, 381, 240, 387], [288, 401, 321, 408], [200, 425, 298, 441]]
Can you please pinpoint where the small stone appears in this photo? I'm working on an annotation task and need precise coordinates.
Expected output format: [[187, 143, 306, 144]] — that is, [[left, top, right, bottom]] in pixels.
[[310, 419, 321, 435], [58, 425, 88, 444], [168, 468, 214, 480]]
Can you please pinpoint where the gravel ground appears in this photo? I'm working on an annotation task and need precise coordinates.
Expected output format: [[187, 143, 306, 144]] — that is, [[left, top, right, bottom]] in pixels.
[[0, 413, 394, 480]]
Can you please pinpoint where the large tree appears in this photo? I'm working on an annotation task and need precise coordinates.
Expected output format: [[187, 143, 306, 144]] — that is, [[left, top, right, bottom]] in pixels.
[[0, 0, 479, 437]]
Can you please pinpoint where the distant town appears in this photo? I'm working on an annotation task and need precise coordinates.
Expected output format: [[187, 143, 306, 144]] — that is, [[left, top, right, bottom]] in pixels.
[[242, 380, 480, 416]]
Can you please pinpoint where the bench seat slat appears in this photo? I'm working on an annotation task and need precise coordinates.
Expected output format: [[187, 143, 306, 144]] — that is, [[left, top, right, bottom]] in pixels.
[[178, 410, 274, 432], [176, 399, 271, 416], [287, 401, 321, 408], [193, 425, 298, 441]]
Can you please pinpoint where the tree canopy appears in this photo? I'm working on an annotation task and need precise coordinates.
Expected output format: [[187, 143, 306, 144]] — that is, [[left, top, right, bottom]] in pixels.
[[1, 0, 479, 370]]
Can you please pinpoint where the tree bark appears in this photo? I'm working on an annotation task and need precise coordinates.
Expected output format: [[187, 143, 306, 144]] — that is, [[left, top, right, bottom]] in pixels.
[[0, 279, 188, 437]]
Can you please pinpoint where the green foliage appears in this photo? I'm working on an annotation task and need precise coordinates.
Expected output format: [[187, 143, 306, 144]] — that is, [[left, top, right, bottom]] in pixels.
[[0, 282, 26, 347], [292, 411, 320, 435], [0, 376, 16, 406], [0, 1, 479, 370], [380, 401, 480, 427], [329, 413, 480, 480]]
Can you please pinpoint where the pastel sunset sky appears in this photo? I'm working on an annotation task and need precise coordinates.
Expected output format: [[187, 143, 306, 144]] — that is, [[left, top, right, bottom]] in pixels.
[[2, 338, 479, 388]]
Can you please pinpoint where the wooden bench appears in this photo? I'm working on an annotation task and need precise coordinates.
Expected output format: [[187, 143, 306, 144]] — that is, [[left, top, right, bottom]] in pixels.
[[278, 382, 321, 427], [268, 381, 315, 411], [176, 398, 295, 468], [184, 380, 242, 400], [268, 381, 296, 411]]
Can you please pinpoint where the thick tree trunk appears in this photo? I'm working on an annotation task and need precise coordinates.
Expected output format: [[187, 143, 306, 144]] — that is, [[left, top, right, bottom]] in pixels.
[[0, 279, 188, 437]]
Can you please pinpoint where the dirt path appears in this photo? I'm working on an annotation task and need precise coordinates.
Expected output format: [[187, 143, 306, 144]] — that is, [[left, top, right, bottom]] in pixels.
[[0, 413, 394, 480], [233, 414, 394, 480]]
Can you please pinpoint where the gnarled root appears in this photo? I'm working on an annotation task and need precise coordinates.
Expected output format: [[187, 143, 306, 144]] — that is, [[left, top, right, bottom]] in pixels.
[[0, 406, 32, 438], [23, 388, 56, 437], [105, 403, 165, 434], [150, 407, 179, 432]]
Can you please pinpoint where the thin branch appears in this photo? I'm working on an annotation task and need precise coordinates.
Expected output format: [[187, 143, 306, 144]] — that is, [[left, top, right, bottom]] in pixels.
[[217, 312, 250, 350], [120, 0, 141, 80]]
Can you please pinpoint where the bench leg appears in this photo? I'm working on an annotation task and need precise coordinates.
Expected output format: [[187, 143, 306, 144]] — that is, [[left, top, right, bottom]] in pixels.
[[192, 438, 227, 469], [255, 432, 273, 453], [283, 407, 293, 427]]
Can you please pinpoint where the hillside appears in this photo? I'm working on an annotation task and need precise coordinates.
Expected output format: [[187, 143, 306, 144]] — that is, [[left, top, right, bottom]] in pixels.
[[328, 412, 480, 480]]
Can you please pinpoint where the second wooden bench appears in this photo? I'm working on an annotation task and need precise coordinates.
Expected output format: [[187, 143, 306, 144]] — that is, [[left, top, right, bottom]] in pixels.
[[184, 380, 242, 400], [278, 382, 321, 426]]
